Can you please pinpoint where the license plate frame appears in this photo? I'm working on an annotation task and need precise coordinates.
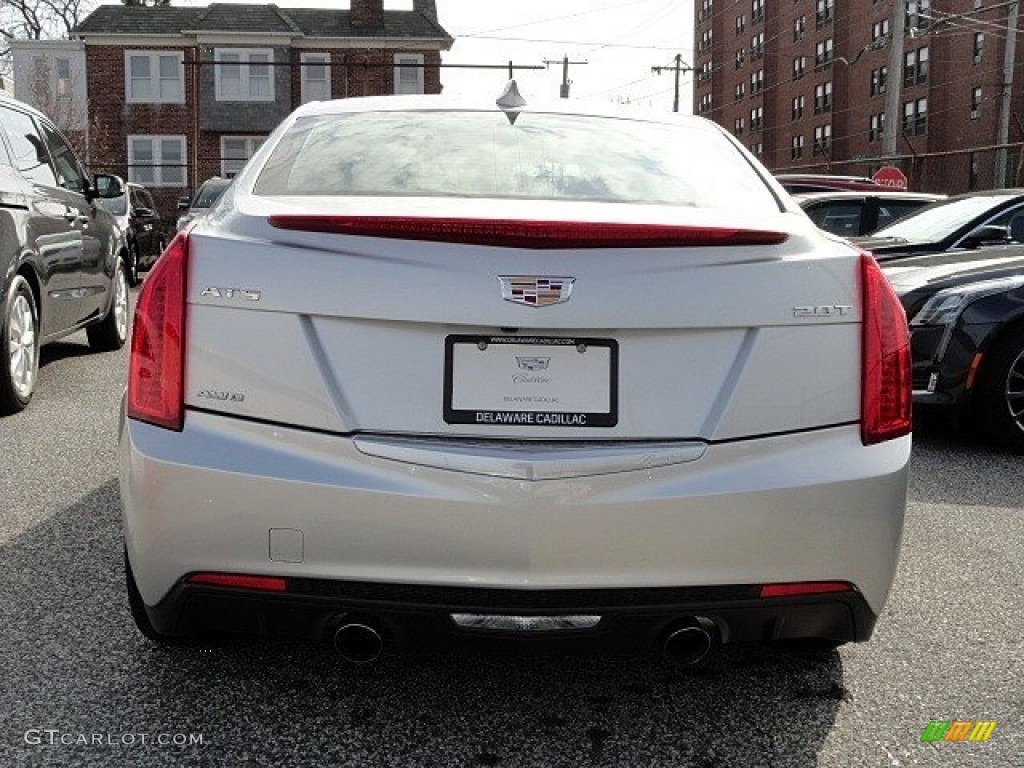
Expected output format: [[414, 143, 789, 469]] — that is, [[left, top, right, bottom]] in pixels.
[[443, 335, 618, 428]]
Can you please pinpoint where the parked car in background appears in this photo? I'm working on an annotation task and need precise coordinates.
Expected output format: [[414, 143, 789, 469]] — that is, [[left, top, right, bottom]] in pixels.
[[884, 248, 1024, 449], [121, 88, 911, 662], [775, 173, 888, 194], [795, 190, 945, 237], [0, 93, 129, 415], [95, 177, 166, 286], [176, 176, 232, 231], [856, 190, 1024, 260]]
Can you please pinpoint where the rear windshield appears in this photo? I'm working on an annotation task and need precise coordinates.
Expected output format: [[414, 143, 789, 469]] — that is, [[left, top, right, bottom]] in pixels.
[[192, 180, 230, 209], [254, 110, 780, 211]]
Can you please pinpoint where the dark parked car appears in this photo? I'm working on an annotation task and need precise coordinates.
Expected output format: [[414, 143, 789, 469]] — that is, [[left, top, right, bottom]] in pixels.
[[795, 190, 945, 237], [857, 190, 1024, 260], [775, 173, 888, 194], [884, 248, 1024, 448], [0, 93, 129, 415], [96, 177, 166, 286], [176, 176, 232, 231]]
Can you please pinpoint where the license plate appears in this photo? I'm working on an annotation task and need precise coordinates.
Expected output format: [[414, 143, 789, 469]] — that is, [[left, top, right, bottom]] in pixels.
[[444, 335, 618, 427]]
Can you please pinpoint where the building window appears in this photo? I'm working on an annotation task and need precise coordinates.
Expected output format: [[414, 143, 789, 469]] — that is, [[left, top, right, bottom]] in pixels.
[[791, 135, 805, 159], [816, 0, 833, 26], [869, 113, 885, 142], [734, 117, 745, 135], [752, 0, 765, 23], [699, 61, 714, 84], [215, 48, 274, 102], [814, 80, 833, 113], [55, 58, 72, 100], [221, 136, 266, 178], [750, 105, 764, 132], [906, 0, 931, 31], [751, 32, 765, 59], [735, 82, 746, 101], [871, 19, 889, 43], [125, 51, 184, 104], [971, 87, 982, 118], [699, 93, 713, 114], [815, 38, 833, 68], [736, 48, 746, 68], [974, 33, 984, 64], [794, 15, 806, 41], [700, 29, 713, 53], [793, 56, 806, 80], [750, 69, 764, 93], [903, 97, 927, 134], [750, 141, 763, 156], [300, 53, 330, 103], [813, 124, 832, 155], [904, 47, 929, 86], [127, 135, 186, 187], [793, 94, 805, 119], [871, 66, 888, 96], [736, 14, 746, 35], [698, 0, 713, 23], [394, 53, 424, 95]]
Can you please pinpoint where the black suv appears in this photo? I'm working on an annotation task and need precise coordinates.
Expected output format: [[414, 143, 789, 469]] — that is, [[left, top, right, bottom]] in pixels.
[[96, 177, 166, 286], [0, 94, 127, 415]]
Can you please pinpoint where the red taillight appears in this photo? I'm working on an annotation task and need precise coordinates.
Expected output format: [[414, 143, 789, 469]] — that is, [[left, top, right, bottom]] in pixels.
[[860, 252, 912, 445], [759, 581, 852, 598], [127, 232, 188, 431], [188, 573, 288, 592], [268, 215, 789, 249]]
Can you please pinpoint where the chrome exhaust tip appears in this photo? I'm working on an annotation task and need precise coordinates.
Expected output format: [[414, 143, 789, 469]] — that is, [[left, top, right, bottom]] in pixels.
[[333, 621, 383, 664], [662, 617, 716, 666]]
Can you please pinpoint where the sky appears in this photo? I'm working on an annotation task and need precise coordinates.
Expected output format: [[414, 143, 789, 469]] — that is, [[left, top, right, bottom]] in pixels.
[[176, 0, 695, 112]]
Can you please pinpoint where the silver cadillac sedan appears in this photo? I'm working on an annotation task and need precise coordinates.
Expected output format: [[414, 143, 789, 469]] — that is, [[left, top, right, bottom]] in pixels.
[[120, 85, 911, 663]]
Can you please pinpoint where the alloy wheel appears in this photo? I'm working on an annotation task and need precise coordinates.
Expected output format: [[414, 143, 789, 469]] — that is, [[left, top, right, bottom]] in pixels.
[[7, 293, 36, 399]]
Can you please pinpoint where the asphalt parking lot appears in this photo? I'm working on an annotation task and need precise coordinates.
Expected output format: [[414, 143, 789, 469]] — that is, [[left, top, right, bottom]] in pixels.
[[1, 314, 1021, 767]]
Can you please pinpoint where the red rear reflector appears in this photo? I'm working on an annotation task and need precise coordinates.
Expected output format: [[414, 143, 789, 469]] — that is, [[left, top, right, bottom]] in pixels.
[[268, 216, 789, 249], [860, 252, 912, 445], [188, 573, 288, 592], [760, 581, 852, 598], [127, 233, 188, 431]]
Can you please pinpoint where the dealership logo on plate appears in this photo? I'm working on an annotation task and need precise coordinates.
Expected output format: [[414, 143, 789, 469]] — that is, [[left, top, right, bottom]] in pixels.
[[498, 276, 575, 307], [515, 356, 551, 371]]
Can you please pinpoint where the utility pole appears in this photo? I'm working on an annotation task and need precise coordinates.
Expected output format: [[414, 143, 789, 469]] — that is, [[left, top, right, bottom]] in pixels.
[[882, 0, 906, 157], [996, 2, 1019, 186], [543, 55, 588, 98], [651, 54, 691, 112]]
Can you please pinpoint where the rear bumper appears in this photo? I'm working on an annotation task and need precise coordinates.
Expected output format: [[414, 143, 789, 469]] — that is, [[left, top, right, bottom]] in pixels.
[[120, 411, 909, 644], [144, 575, 877, 650]]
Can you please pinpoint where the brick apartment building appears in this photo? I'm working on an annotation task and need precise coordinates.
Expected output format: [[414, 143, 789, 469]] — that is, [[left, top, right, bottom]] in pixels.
[[694, 0, 1024, 193], [68, 0, 452, 217]]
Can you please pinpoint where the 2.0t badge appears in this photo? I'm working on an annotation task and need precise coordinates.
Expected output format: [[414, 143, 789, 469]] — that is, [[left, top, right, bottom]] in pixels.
[[499, 276, 575, 307]]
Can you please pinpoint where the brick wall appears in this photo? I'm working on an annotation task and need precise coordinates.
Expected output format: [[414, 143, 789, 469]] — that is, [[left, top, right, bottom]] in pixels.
[[85, 45, 194, 222]]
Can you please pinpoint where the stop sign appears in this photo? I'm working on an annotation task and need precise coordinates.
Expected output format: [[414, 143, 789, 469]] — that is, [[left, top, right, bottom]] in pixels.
[[872, 166, 908, 190]]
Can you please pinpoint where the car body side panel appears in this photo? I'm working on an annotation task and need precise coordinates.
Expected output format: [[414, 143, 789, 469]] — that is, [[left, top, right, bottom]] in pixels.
[[120, 413, 909, 615]]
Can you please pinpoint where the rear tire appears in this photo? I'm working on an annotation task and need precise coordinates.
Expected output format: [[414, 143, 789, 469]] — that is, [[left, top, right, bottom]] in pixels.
[[0, 275, 39, 415], [977, 332, 1024, 450], [86, 259, 129, 352], [126, 243, 140, 287]]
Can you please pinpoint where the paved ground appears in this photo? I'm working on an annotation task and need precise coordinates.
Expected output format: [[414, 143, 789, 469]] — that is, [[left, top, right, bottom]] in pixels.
[[1, 315, 1021, 767]]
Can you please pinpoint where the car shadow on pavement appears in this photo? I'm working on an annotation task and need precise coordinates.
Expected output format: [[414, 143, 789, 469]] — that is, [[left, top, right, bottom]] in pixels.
[[3, 481, 845, 767], [38, 340, 94, 369]]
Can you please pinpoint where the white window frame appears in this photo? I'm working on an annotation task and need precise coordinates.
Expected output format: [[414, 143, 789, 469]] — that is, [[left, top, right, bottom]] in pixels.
[[215, 48, 275, 102], [127, 135, 187, 187], [220, 135, 266, 179], [125, 51, 184, 104], [300, 53, 331, 104], [394, 53, 424, 95]]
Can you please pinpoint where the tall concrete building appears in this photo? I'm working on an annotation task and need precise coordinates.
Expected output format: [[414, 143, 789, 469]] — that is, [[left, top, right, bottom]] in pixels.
[[694, 0, 1024, 193]]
